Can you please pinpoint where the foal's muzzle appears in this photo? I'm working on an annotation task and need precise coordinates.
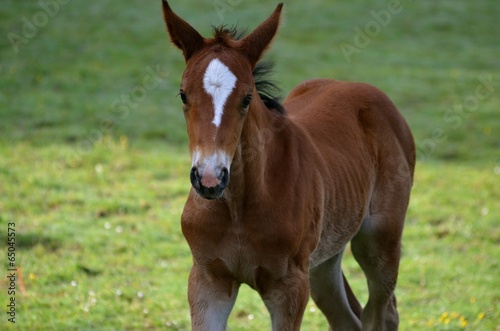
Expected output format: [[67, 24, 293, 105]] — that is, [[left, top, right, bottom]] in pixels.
[[190, 165, 229, 199]]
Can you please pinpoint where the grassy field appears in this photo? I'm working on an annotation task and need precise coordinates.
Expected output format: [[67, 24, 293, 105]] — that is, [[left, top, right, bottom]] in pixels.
[[1, 0, 499, 330]]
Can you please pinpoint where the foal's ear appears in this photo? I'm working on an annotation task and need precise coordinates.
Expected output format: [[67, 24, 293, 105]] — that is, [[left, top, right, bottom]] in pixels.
[[162, 0, 205, 61], [239, 3, 283, 67]]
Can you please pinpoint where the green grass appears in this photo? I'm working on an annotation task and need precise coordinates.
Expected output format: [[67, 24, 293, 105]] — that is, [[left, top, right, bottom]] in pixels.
[[1, 0, 499, 329]]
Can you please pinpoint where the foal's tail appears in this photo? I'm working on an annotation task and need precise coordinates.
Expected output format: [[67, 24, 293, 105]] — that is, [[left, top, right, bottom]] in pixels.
[[343, 272, 362, 318]]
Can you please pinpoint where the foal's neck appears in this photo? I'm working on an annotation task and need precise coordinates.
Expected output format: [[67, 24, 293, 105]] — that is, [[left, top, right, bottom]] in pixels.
[[224, 96, 288, 218]]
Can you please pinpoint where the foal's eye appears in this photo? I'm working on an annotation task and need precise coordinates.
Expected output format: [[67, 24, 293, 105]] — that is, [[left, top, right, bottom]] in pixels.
[[179, 91, 187, 104], [242, 95, 252, 109]]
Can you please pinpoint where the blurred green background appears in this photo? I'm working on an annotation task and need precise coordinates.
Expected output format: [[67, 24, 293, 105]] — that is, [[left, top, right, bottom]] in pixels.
[[0, 0, 498, 329]]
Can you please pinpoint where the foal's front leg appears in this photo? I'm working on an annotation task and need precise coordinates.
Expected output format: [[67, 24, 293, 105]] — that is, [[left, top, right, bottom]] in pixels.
[[188, 263, 239, 331], [259, 267, 310, 331]]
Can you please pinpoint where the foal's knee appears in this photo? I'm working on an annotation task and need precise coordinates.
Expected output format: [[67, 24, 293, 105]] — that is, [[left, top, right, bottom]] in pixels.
[[257, 268, 310, 329]]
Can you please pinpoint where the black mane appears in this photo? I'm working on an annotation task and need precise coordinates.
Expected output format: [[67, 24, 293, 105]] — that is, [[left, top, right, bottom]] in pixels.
[[212, 25, 246, 41], [211, 26, 286, 115], [252, 61, 285, 115]]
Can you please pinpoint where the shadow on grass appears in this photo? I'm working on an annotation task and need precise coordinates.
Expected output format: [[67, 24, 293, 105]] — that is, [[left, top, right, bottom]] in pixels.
[[15, 232, 62, 252]]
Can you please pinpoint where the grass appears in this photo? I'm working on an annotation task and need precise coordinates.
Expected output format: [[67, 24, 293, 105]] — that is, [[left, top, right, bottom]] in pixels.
[[1, 0, 499, 329]]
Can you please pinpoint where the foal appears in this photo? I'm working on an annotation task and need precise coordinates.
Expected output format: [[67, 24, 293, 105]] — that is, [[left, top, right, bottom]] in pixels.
[[161, 1, 415, 330]]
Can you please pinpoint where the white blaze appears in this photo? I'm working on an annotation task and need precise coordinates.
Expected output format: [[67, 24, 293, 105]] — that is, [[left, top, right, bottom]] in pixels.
[[203, 58, 237, 128]]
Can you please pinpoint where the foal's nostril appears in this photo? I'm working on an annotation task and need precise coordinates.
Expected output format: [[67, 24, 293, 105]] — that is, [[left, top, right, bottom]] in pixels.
[[220, 167, 229, 189], [190, 167, 201, 190]]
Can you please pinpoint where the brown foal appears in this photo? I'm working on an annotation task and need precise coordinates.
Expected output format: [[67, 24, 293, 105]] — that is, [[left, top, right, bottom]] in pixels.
[[161, 1, 415, 330]]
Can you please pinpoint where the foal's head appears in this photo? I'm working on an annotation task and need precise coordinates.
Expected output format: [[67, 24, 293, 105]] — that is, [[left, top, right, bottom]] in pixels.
[[162, 1, 283, 199]]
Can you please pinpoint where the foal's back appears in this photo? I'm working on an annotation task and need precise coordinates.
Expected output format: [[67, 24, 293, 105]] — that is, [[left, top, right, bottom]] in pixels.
[[285, 79, 414, 166]]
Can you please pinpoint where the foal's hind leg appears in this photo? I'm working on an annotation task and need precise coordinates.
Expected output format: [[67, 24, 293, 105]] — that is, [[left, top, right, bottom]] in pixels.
[[309, 249, 362, 331], [351, 181, 410, 331]]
